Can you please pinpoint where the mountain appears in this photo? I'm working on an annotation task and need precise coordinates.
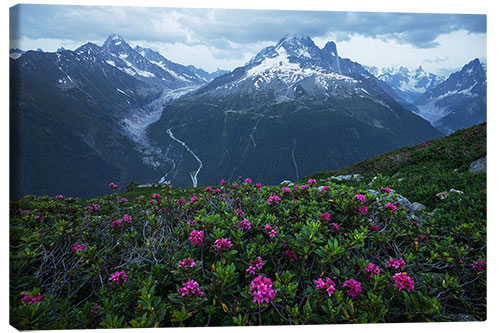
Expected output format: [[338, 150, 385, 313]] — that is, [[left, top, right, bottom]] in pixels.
[[376, 66, 444, 103], [145, 34, 442, 188], [9, 48, 25, 59], [10, 34, 213, 199], [413, 58, 486, 134]]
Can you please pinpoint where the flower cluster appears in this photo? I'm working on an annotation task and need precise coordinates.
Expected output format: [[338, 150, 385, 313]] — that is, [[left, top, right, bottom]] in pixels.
[[380, 187, 392, 194], [109, 270, 128, 285], [120, 198, 128, 203], [364, 262, 381, 279], [284, 248, 298, 261], [370, 224, 380, 231], [387, 258, 406, 269], [471, 260, 486, 272], [331, 223, 340, 231], [314, 277, 336, 296], [359, 206, 368, 214], [246, 256, 264, 274], [255, 183, 262, 188], [238, 218, 252, 230], [265, 224, 278, 238], [267, 195, 280, 205], [110, 214, 132, 230], [343, 279, 362, 298], [190, 196, 198, 203], [385, 203, 397, 211], [354, 194, 366, 202], [282, 187, 292, 194], [244, 178, 252, 184], [220, 179, 227, 186], [178, 280, 204, 297], [178, 258, 197, 268], [320, 212, 331, 221], [189, 230, 205, 246], [21, 293, 43, 305], [109, 182, 118, 190], [308, 178, 317, 186], [249, 275, 277, 304], [152, 193, 161, 200], [214, 238, 232, 251], [392, 273, 415, 292], [71, 242, 87, 252], [55, 195, 64, 200]]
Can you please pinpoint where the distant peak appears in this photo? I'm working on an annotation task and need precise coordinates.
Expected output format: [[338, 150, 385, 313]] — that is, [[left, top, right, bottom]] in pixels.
[[103, 33, 128, 48], [276, 33, 315, 47], [322, 41, 339, 57]]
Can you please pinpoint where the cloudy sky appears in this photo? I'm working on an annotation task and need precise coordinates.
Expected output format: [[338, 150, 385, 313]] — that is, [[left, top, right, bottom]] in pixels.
[[9, 2, 486, 77]]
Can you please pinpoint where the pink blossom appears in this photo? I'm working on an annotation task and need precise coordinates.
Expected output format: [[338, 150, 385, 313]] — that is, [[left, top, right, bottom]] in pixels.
[[177, 199, 185, 206], [220, 179, 228, 186], [385, 203, 397, 211], [246, 256, 264, 274], [314, 277, 336, 296], [380, 187, 392, 194], [189, 230, 205, 246], [214, 238, 233, 251], [267, 195, 280, 205], [21, 293, 43, 305], [110, 220, 122, 229], [238, 218, 252, 230], [55, 195, 64, 199], [109, 270, 128, 285], [364, 262, 381, 279], [71, 242, 87, 252], [121, 214, 132, 223], [235, 208, 244, 217], [109, 183, 118, 190], [244, 178, 252, 184], [387, 257, 406, 270], [331, 223, 340, 231], [120, 198, 128, 203], [149, 200, 156, 205], [282, 187, 292, 194], [249, 275, 277, 304], [321, 186, 331, 193], [370, 224, 380, 231], [213, 188, 221, 194], [284, 248, 298, 261], [358, 206, 368, 214], [354, 194, 366, 203], [343, 279, 362, 298], [308, 178, 317, 186], [178, 258, 197, 268], [152, 193, 161, 199], [301, 185, 309, 190], [471, 260, 486, 272], [178, 279, 204, 297], [392, 273, 415, 292], [190, 196, 198, 203], [320, 212, 331, 221], [34, 216, 44, 221], [265, 224, 278, 238], [204, 186, 212, 192], [255, 183, 262, 188]]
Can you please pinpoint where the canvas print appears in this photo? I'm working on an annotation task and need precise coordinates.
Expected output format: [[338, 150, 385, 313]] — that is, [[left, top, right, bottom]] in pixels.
[[9, 4, 486, 329]]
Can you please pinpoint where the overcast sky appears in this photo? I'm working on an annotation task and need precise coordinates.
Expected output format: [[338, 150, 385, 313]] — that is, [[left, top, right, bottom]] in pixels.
[[9, 3, 486, 77]]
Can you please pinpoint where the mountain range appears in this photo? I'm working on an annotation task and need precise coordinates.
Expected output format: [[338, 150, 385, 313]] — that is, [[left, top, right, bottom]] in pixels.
[[10, 33, 484, 198]]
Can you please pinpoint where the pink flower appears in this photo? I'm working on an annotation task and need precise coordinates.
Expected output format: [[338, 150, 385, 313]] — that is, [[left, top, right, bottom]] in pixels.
[[121, 214, 132, 223], [152, 193, 161, 199], [354, 194, 366, 203], [284, 248, 298, 261], [385, 203, 397, 211], [109, 270, 128, 285], [220, 179, 228, 186], [301, 185, 309, 190], [235, 209, 244, 216], [120, 198, 127, 203], [238, 218, 252, 230], [190, 196, 198, 203], [380, 187, 392, 194], [265, 224, 278, 238], [34, 216, 44, 221], [189, 230, 205, 246], [21, 293, 43, 305], [110, 220, 122, 229], [471, 260, 486, 272], [320, 212, 331, 221], [387, 258, 406, 270], [314, 277, 336, 296], [392, 273, 415, 292], [364, 262, 381, 279], [331, 223, 340, 230], [213, 188, 221, 194], [267, 195, 280, 205], [244, 178, 252, 184], [55, 195, 64, 199], [358, 206, 368, 214], [149, 200, 156, 205], [343, 279, 362, 298], [308, 178, 317, 186], [214, 238, 233, 251], [282, 187, 292, 194], [109, 183, 118, 190], [204, 186, 212, 192], [321, 186, 331, 193], [255, 183, 262, 188], [71, 242, 87, 252], [178, 258, 197, 268], [411, 220, 419, 226], [370, 224, 380, 231], [249, 275, 277, 304], [246, 256, 264, 274], [178, 279, 204, 297], [176, 199, 185, 206]]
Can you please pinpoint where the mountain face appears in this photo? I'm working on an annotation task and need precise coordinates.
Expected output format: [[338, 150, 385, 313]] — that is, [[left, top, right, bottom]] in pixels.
[[413, 58, 486, 134], [9, 48, 25, 59], [146, 34, 442, 188], [375, 66, 444, 103], [10, 34, 220, 199]]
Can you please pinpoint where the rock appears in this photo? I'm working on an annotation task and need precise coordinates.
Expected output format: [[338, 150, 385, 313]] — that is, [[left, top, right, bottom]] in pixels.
[[366, 190, 378, 196], [395, 194, 413, 211], [469, 156, 486, 174], [397, 178, 405, 183], [449, 189, 464, 195], [329, 174, 362, 181], [280, 180, 293, 185], [412, 202, 427, 213], [436, 191, 449, 200]]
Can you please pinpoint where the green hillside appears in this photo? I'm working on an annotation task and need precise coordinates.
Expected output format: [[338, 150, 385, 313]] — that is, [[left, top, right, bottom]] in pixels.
[[10, 123, 486, 329]]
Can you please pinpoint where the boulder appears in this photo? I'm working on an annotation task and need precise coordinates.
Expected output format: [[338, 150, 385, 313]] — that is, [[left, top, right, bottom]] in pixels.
[[436, 191, 449, 200], [469, 156, 486, 174], [412, 202, 427, 213], [330, 174, 362, 181]]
